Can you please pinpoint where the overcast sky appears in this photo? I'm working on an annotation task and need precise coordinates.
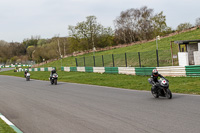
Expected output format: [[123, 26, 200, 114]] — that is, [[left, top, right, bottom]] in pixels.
[[0, 0, 200, 42]]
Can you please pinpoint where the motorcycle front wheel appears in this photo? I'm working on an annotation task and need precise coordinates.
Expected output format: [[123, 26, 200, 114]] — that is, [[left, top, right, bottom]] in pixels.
[[50, 79, 54, 85], [151, 88, 159, 98], [165, 89, 172, 99], [54, 79, 57, 85]]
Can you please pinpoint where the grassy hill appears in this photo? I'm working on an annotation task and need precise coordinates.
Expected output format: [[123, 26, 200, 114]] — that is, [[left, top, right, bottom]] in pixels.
[[41, 28, 200, 70]]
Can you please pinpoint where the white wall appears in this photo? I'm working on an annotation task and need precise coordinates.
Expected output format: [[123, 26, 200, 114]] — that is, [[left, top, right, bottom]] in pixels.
[[198, 43, 200, 51], [187, 44, 198, 65], [194, 51, 200, 65], [178, 52, 189, 66]]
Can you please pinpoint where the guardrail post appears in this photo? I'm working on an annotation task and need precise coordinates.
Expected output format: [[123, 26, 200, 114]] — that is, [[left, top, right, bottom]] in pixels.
[[138, 52, 141, 67], [125, 53, 127, 67], [93, 56, 96, 67], [156, 50, 159, 67], [75, 58, 78, 67], [102, 55, 104, 67], [84, 57, 86, 67], [112, 54, 115, 67]]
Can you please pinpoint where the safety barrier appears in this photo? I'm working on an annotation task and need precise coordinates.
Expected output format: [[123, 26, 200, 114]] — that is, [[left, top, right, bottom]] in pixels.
[[185, 65, 200, 77], [0, 64, 32, 68], [61, 66, 187, 77], [157, 66, 186, 76], [15, 66, 199, 77], [17, 67, 55, 72]]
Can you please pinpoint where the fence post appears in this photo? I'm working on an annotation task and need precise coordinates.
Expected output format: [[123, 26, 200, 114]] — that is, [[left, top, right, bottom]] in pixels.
[[125, 53, 127, 67], [138, 52, 141, 67], [112, 54, 115, 67], [156, 50, 159, 67], [84, 57, 86, 67], [75, 58, 78, 67], [102, 55, 104, 67], [93, 56, 96, 67]]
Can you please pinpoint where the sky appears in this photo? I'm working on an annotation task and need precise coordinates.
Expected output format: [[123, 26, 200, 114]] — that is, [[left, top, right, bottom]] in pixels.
[[0, 0, 200, 42]]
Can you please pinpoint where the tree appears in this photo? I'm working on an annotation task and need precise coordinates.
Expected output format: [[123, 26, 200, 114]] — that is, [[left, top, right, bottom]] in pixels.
[[195, 17, 200, 26], [176, 22, 192, 32], [26, 46, 35, 60], [68, 16, 114, 52], [114, 6, 154, 44], [22, 36, 40, 48], [151, 11, 169, 36]]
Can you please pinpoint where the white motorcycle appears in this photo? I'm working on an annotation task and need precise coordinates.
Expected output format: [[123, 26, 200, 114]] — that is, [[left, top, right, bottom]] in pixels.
[[50, 73, 58, 85], [26, 73, 31, 81]]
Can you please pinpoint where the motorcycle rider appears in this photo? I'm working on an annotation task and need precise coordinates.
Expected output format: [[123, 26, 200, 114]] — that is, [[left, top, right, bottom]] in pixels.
[[24, 69, 28, 77], [148, 69, 168, 92], [50, 68, 57, 80]]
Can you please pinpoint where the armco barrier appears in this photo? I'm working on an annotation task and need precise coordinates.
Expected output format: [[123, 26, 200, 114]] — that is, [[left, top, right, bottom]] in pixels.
[[70, 67, 77, 72], [77, 67, 86, 72], [17, 67, 55, 72], [93, 67, 105, 73], [85, 67, 93, 72], [118, 67, 135, 75], [61, 66, 198, 77], [185, 65, 200, 77], [135, 67, 156, 76], [157, 66, 186, 76], [1, 64, 32, 68], [105, 67, 118, 74]]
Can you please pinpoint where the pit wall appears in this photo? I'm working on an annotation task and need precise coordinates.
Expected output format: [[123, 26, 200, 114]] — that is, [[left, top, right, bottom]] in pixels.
[[61, 65, 200, 77]]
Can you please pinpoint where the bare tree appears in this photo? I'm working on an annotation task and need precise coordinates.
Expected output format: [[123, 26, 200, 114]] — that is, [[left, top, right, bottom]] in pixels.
[[114, 6, 154, 44], [195, 17, 200, 26]]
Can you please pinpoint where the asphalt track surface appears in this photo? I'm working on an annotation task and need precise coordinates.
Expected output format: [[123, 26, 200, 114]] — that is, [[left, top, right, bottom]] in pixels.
[[0, 75, 200, 133], [0, 68, 14, 72]]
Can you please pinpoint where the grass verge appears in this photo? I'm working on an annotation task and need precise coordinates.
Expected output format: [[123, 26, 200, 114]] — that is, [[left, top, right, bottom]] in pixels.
[[0, 70, 200, 95], [0, 117, 16, 133]]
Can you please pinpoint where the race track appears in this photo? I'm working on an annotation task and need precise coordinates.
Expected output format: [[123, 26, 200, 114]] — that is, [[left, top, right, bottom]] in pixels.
[[0, 75, 200, 133]]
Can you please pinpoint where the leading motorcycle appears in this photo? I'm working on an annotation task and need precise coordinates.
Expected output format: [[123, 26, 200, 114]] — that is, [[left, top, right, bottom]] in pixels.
[[25, 72, 31, 81], [151, 78, 172, 99], [50, 73, 58, 85]]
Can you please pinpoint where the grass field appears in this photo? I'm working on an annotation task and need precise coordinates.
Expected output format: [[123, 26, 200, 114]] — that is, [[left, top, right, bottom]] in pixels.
[[1, 70, 200, 95], [41, 28, 200, 70]]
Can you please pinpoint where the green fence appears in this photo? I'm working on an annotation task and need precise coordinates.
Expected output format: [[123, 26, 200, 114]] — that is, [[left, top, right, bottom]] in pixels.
[[75, 50, 177, 67]]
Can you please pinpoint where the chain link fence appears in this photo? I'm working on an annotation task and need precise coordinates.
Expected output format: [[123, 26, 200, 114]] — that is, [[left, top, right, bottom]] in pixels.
[[74, 49, 178, 67]]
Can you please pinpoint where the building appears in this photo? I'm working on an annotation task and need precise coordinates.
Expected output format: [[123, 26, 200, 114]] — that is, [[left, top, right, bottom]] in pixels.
[[174, 40, 200, 66]]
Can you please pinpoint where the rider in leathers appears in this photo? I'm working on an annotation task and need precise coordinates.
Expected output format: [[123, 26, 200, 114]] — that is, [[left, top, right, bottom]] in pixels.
[[148, 69, 168, 92], [50, 68, 57, 80]]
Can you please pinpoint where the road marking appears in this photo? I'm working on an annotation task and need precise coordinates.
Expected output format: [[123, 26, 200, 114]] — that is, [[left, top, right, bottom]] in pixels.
[[0, 113, 23, 133]]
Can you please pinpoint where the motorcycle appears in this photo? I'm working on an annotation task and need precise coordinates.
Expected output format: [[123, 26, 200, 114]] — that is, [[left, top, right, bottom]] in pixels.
[[26, 73, 31, 81], [151, 78, 172, 99], [50, 73, 58, 85]]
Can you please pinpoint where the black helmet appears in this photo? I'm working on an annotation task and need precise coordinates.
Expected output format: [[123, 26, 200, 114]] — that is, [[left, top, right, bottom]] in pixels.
[[52, 68, 56, 72], [152, 69, 158, 76]]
